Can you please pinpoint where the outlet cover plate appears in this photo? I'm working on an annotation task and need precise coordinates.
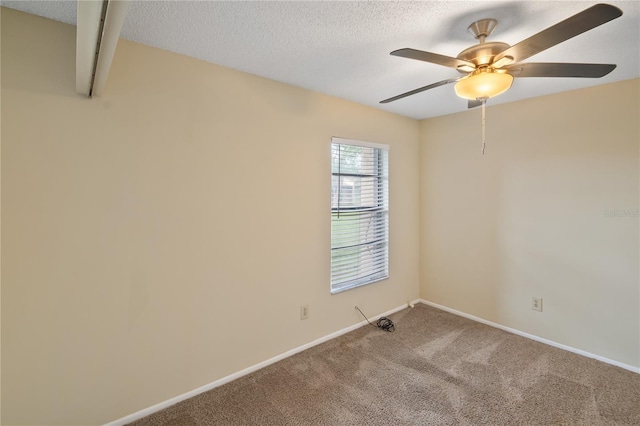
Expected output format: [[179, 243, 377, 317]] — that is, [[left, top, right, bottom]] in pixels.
[[532, 297, 543, 312], [300, 304, 309, 320]]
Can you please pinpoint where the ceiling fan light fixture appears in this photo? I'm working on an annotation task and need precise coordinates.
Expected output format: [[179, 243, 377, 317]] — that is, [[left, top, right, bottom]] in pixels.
[[454, 68, 514, 100]]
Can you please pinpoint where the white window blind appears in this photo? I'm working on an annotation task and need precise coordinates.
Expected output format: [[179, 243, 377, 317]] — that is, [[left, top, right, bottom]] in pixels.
[[331, 138, 389, 294]]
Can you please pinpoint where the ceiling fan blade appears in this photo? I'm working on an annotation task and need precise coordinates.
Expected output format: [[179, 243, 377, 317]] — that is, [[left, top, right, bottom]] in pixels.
[[380, 78, 461, 104], [391, 48, 476, 70], [505, 62, 616, 78], [468, 99, 483, 109], [494, 4, 622, 64]]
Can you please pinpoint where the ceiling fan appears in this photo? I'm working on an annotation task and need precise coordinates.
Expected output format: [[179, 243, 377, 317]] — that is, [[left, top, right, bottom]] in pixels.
[[380, 3, 623, 107]]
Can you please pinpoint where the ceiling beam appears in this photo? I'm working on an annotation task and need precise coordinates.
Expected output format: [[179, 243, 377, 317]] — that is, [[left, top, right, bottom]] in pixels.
[[76, 0, 129, 97]]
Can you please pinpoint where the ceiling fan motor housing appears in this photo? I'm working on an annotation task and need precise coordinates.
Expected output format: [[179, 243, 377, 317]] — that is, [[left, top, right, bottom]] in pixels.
[[457, 41, 510, 69]]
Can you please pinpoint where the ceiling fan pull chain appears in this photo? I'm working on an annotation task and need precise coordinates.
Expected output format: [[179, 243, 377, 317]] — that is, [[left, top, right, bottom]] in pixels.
[[481, 98, 487, 155]]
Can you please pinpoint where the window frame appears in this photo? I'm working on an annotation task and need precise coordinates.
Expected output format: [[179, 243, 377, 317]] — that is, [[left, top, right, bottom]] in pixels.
[[330, 137, 389, 294]]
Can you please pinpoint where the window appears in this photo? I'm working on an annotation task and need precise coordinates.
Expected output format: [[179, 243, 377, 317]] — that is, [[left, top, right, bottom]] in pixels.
[[331, 138, 389, 294]]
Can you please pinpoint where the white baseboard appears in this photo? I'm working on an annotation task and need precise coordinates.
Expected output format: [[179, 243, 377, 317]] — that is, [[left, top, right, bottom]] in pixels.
[[418, 299, 640, 374], [104, 301, 413, 426]]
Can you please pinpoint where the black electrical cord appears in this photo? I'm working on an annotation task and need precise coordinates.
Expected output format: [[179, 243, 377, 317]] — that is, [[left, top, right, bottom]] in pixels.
[[355, 306, 395, 333]]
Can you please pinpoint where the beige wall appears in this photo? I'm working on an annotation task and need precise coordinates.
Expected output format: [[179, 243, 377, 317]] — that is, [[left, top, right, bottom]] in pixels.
[[1, 9, 420, 425], [420, 79, 640, 369]]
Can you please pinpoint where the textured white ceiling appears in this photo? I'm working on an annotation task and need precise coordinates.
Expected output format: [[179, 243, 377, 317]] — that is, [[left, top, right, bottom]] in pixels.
[[2, 1, 639, 119]]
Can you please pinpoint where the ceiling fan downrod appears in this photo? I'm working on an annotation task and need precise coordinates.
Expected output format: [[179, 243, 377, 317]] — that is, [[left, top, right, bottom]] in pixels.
[[467, 18, 498, 44]]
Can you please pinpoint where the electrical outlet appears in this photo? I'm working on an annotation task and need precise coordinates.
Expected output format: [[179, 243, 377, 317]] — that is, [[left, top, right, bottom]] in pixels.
[[532, 297, 543, 312], [300, 304, 309, 320]]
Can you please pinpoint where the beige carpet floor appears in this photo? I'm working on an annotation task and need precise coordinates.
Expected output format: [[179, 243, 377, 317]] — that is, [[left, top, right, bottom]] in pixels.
[[129, 303, 640, 425]]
